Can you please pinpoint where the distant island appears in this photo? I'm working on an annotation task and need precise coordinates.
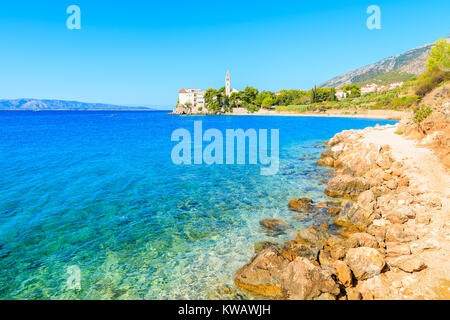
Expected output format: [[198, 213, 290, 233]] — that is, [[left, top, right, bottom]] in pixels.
[[0, 98, 159, 111]]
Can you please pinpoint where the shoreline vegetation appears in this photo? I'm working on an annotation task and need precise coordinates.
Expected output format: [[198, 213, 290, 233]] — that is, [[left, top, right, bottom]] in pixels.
[[229, 39, 450, 300], [172, 38, 449, 124]]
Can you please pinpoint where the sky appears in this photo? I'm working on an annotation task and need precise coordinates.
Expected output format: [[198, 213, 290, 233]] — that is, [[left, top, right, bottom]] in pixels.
[[0, 0, 448, 108]]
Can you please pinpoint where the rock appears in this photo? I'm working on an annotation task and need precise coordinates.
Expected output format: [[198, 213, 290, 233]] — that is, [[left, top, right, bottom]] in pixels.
[[335, 202, 378, 228], [325, 175, 370, 198], [387, 255, 427, 273], [280, 242, 322, 262], [234, 247, 289, 298], [385, 212, 409, 224], [321, 149, 336, 160], [385, 224, 418, 243], [385, 179, 398, 190], [333, 260, 353, 287], [376, 153, 393, 170], [296, 225, 329, 245], [318, 250, 336, 273], [254, 241, 280, 253], [281, 257, 340, 300], [344, 247, 385, 280], [317, 157, 334, 167], [330, 246, 347, 260], [357, 190, 376, 211], [346, 287, 362, 300], [326, 207, 341, 215], [386, 242, 411, 257], [260, 219, 290, 236], [367, 225, 387, 244], [410, 239, 440, 254], [346, 233, 379, 248], [288, 198, 314, 212], [398, 177, 410, 187]]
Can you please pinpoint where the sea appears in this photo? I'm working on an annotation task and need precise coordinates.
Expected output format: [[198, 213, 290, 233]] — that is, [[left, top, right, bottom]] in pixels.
[[0, 111, 396, 299]]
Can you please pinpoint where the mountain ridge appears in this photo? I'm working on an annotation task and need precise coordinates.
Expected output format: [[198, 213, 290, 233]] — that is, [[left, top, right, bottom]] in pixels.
[[319, 38, 449, 88], [0, 98, 158, 111]]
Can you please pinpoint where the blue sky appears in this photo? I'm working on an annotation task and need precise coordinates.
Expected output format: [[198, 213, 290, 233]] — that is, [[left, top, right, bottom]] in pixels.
[[0, 0, 448, 108]]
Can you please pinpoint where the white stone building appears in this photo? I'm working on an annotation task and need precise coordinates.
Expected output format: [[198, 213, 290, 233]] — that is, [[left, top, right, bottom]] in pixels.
[[177, 71, 238, 111], [335, 90, 348, 100], [178, 88, 205, 109]]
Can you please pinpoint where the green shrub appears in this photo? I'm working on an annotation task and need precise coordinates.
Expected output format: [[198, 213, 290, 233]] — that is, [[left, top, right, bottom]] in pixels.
[[413, 106, 432, 123]]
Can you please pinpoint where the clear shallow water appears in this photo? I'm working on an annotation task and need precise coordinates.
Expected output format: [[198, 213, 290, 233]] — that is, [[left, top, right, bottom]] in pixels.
[[0, 111, 396, 299]]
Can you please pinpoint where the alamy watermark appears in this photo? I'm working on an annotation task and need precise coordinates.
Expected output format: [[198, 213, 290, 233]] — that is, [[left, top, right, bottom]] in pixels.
[[171, 121, 279, 175], [67, 5, 81, 30], [367, 5, 381, 30]]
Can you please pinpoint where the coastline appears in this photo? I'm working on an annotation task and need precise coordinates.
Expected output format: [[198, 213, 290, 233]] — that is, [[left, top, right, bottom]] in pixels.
[[233, 112, 450, 299], [170, 109, 406, 121]]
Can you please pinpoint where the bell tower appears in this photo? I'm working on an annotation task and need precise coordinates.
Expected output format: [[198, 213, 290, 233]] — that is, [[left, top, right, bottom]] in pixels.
[[225, 71, 231, 97]]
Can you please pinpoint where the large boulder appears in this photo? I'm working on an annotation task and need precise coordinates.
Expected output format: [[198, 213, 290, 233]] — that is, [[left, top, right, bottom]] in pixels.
[[325, 175, 370, 199], [344, 247, 385, 280], [234, 247, 289, 298], [281, 257, 340, 300]]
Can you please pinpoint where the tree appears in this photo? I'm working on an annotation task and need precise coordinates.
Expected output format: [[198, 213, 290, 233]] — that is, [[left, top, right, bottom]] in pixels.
[[262, 96, 275, 108], [342, 84, 361, 98], [426, 37, 450, 72]]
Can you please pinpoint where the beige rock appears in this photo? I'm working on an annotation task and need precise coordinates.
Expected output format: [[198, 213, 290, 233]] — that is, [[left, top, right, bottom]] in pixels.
[[386, 242, 411, 257], [346, 287, 362, 300], [387, 255, 427, 273], [296, 225, 329, 245], [347, 232, 379, 248], [234, 247, 289, 298], [410, 239, 440, 254], [281, 257, 340, 300], [330, 246, 347, 260], [280, 242, 321, 262], [358, 190, 376, 210], [386, 212, 409, 224], [344, 247, 385, 280], [318, 250, 336, 272], [367, 225, 387, 244], [385, 179, 398, 190], [385, 224, 418, 243], [325, 175, 370, 198], [333, 260, 353, 287]]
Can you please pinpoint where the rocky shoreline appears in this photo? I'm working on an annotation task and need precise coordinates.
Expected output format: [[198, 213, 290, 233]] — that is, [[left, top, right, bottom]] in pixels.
[[233, 116, 450, 299]]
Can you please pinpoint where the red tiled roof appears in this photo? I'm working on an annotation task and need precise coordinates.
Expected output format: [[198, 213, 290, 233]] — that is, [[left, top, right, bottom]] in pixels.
[[179, 88, 187, 93]]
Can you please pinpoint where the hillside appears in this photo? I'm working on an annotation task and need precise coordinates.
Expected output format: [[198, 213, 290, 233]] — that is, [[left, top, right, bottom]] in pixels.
[[319, 38, 449, 88], [0, 98, 155, 111]]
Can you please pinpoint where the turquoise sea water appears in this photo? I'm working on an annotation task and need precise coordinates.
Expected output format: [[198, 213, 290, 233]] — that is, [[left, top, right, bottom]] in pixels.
[[0, 111, 396, 299]]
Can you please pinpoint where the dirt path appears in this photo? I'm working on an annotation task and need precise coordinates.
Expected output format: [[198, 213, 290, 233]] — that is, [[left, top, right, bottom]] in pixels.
[[361, 125, 450, 299]]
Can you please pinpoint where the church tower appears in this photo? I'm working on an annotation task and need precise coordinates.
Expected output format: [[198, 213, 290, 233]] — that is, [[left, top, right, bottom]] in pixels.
[[225, 71, 231, 97]]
